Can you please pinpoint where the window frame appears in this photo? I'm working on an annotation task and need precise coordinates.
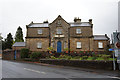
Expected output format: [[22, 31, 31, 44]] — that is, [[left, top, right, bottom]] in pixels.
[[76, 42, 82, 48], [51, 42, 54, 48], [56, 29, 62, 34], [76, 28, 81, 34], [64, 42, 67, 49], [38, 29, 43, 34], [98, 42, 103, 49], [37, 42, 42, 49]]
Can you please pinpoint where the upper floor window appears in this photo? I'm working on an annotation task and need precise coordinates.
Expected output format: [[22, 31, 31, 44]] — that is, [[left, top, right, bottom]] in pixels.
[[57, 29, 62, 34], [77, 42, 81, 48], [98, 42, 103, 48], [76, 29, 81, 34], [37, 42, 42, 48], [38, 29, 42, 34]]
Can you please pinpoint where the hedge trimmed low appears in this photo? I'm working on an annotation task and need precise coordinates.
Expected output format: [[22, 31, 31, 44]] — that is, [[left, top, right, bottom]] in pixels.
[[40, 59, 119, 70]]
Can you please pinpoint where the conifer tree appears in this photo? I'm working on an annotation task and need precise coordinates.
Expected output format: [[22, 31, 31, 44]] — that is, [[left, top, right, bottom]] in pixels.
[[15, 26, 24, 42], [5, 33, 13, 49]]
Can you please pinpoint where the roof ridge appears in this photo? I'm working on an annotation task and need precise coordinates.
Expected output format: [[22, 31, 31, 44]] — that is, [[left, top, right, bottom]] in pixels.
[[94, 35, 105, 36], [33, 23, 49, 24], [69, 22, 89, 23]]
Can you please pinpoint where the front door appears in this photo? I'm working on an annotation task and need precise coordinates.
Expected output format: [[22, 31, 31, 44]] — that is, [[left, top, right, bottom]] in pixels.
[[14, 50, 16, 60], [57, 41, 62, 53]]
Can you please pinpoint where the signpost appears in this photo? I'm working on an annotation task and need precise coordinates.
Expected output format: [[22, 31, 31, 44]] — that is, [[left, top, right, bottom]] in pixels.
[[109, 48, 116, 70], [113, 32, 120, 70], [113, 32, 120, 57], [109, 49, 114, 51]]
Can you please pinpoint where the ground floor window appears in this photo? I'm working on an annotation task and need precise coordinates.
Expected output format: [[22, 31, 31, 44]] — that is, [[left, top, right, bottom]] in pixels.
[[37, 42, 42, 48], [77, 42, 81, 48], [64, 42, 66, 49], [51, 42, 54, 48], [98, 42, 103, 48]]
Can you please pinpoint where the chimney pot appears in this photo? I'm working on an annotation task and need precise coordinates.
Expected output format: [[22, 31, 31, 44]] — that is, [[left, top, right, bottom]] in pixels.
[[74, 17, 81, 23], [89, 19, 92, 24]]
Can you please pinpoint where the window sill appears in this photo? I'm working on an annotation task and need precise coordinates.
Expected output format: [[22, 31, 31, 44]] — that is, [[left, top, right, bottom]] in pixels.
[[56, 34, 63, 35], [76, 48, 82, 49], [37, 48, 42, 49], [98, 48, 104, 49], [76, 33, 82, 34]]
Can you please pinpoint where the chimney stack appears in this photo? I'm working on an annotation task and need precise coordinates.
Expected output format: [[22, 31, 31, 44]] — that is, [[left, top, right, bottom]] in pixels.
[[74, 17, 81, 23], [89, 19, 92, 24]]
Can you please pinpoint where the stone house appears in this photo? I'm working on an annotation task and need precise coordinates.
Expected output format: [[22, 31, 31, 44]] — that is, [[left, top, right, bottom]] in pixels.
[[25, 15, 110, 53]]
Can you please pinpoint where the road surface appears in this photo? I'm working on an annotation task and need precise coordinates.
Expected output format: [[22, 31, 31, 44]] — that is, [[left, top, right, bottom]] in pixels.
[[1, 60, 120, 80]]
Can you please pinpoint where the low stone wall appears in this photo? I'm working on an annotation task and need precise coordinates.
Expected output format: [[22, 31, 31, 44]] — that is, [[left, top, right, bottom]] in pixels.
[[0, 54, 2, 57], [40, 59, 119, 70], [2, 50, 21, 60]]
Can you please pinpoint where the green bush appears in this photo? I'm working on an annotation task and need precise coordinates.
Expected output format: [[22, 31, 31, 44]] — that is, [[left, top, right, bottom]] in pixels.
[[97, 54, 103, 57], [59, 55, 67, 58], [30, 52, 41, 59], [20, 48, 29, 58], [101, 54, 111, 60], [96, 57, 104, 60], [58, 55, 70, 60], [108, 58, 113, 61], [66, 56, 72, 60], [50, 56, 56, 59], [108, 58, 117, 61], [79, 57, 82, 60], [87, 57, 96, 60], [81, 56, 88, 60], [73, 56, 81, 59]]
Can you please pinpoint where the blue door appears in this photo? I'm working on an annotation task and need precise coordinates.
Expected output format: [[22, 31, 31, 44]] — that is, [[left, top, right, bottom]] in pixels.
[[14, 50, 16, 60], [57, 41, 62, 53]]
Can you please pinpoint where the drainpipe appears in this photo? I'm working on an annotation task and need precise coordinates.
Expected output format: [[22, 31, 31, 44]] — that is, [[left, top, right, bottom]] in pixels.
[[49, 27, 51, 47], [68, 27, 70, 53]]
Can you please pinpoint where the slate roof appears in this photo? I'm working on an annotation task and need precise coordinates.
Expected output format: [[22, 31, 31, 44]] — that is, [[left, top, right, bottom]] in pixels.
[[69, 22, 91, 27], [93, 35, 109, 40], [28, 23, 49, 27], [28, 22, 91, 27], [13, 42, 26, 47]]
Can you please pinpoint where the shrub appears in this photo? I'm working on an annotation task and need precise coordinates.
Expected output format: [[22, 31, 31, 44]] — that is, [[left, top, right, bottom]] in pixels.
[[101, 54, 111, 60], [66, 56, 72, 60], [47, 47, 54, 51], [81, 56, 88, 60], [50, 56, 56, 59], [64, 48, 69, 51], [96, 57, 104, 60], [30, 52, 41, 59], [73, 56, 81, 59], [59, 55, 66, 58], [108, 58, 117, 61], [108, 58, 113, 61], [87, 57, 96, 60], [20, 48, 29, 58], [57, 55, 72, 60]]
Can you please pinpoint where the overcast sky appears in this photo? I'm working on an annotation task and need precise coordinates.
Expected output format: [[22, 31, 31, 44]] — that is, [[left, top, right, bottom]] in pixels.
[[0, 0, 119, 40]]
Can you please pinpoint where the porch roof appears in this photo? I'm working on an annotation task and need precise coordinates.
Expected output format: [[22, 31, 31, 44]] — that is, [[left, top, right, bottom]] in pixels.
[[13, 42, 26, 47]]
